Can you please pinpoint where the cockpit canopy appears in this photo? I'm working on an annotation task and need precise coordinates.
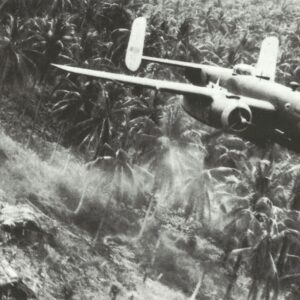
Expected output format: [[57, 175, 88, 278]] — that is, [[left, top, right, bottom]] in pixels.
[[233, 64, 255, 76]]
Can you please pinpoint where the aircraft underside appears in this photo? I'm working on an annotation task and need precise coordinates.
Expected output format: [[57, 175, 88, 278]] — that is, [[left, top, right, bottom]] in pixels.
[[182, 95, 300, 152], [234, 119, 300, 152]]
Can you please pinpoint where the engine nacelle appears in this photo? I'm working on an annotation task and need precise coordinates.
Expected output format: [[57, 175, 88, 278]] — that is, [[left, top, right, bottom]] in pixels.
[[211, 95, 252, 132], [181, 92, 252, 133]]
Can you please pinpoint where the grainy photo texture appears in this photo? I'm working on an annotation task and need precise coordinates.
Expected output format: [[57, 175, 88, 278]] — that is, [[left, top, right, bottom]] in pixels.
[[0, 0, 300, 299]]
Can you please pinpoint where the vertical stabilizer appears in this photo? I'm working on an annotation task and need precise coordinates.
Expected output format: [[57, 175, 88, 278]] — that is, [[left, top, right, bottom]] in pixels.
[[255, 36, 279, 81], [125, 17, 147, 72]]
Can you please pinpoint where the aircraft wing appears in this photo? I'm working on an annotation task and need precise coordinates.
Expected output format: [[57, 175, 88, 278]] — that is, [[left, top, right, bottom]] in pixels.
[[52, 64, 276, 112], [52, 64, 215, 103], [240, 96, 275, 111]]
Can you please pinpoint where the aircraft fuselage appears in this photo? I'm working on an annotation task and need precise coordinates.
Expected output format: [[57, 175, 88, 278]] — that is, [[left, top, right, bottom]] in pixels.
[[183, 66, 300, 151]]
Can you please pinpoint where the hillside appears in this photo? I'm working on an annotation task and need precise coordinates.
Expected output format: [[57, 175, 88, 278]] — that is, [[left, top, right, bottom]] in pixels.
[[1, 0, 300, 299], [0, 130, 248, 299]]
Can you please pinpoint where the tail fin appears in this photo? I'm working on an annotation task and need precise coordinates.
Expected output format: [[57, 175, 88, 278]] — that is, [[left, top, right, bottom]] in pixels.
[[125, 17, 147, 72], [255, 36, 279, 81]]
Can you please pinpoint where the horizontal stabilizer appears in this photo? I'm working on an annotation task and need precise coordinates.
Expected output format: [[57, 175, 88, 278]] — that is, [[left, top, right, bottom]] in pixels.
[[142, 55, 208, 69], [142, 56, 233, 81]]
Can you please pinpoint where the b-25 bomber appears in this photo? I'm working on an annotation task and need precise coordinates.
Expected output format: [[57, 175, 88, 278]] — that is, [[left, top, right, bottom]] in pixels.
[[53, 17, 300, 152]]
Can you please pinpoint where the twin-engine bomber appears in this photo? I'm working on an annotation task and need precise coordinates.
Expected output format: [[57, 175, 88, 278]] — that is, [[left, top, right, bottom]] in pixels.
[[53, 17, 300, 152]]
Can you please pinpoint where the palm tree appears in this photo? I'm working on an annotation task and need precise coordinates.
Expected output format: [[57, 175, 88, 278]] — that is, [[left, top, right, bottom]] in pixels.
[[25, 15, 78, 82], [53, 78, 100, 120], [0, 0, 84, 17], [53, 78, 110, 151], [78, 28, 109, 62], [0, 14, 37, 91], [88, 143, 152, 242], [0, 0, 36, 18], [99, 2, 131, 32], [47, 0, 84, 16], [198, 7, 219, 34]]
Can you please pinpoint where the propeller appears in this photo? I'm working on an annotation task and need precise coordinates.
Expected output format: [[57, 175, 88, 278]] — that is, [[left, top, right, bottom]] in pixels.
[[229, 97, 252, 131]]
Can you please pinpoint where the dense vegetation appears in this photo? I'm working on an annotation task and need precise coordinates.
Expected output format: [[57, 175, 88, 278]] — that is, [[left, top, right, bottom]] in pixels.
[[2, 0, 300, 299]]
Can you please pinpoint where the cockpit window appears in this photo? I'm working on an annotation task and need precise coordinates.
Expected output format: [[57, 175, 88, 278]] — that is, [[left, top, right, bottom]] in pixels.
[[233, 64, 255, 76]]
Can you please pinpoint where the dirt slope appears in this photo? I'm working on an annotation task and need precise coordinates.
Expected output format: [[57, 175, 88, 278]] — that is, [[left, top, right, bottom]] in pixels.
[[0, 129, 250, 299]]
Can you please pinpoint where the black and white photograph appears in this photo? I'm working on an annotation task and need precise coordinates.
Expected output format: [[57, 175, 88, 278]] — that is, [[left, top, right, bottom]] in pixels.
[[0, 0, 299, 299]]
